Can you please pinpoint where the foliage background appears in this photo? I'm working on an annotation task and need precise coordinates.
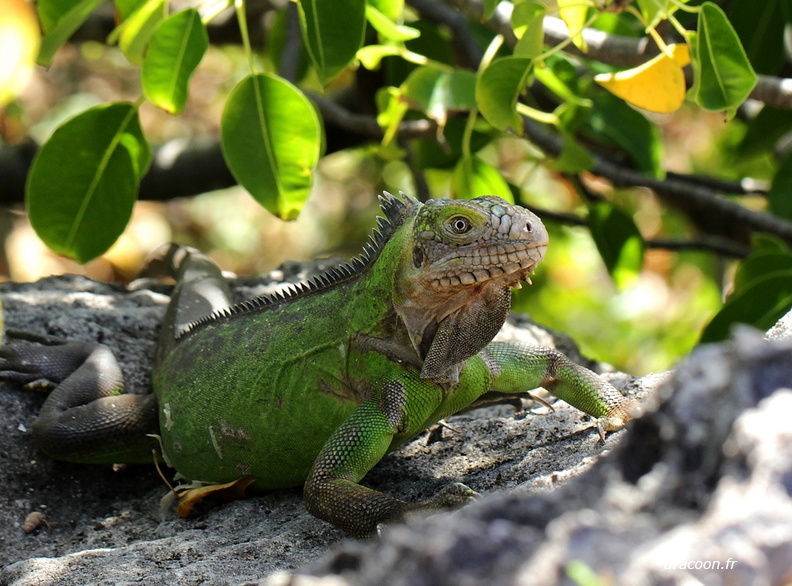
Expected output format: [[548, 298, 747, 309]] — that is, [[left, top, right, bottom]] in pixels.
[[2, 0, 791, 375]]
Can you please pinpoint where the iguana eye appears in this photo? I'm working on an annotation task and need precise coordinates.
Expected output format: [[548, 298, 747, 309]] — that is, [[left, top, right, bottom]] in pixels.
[[449, 216, 472, 234]]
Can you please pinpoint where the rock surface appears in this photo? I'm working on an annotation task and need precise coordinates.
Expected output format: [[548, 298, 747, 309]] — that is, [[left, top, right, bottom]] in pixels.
[[0, 270, 645, 585], [297, 327, 792, 586]]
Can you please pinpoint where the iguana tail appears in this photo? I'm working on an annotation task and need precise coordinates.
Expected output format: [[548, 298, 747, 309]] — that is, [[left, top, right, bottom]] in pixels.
[[143, 243, 233, 363]]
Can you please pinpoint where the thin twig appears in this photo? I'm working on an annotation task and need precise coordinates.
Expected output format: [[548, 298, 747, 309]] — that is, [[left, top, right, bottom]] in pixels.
[[646, 237, 749, 258], [278, 3, 302, 83], [308, 93, 437, 139]]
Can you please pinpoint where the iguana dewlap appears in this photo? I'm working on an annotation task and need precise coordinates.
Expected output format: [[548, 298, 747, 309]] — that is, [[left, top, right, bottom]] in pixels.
[[0, 193, 632, 537]]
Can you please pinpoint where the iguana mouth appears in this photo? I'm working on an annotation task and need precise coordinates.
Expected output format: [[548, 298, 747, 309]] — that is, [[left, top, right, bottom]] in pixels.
[[431, 241, 547, 289]]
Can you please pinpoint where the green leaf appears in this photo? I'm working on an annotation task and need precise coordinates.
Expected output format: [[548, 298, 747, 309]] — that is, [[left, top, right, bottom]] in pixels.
[[689, 2, 757, 112], [636, 0, 685, 29], [25, 103, 150, 263], [583, 91, 663, 178], [476, 57, 533, 134], [368, 0, 403, 22], [535, 64, 591, 108], [768, 152, 792, 221], [549, 131, 593, 173], [36, 0, 104, 66], [401, 66, 477, 127], [700, 271, 792, 343], [483, 0, 500, 20], [733, 250, 792, 293], [558, 0, 588, 51], [588, 202, 644, 288], [726, 0, 787, 75], [221, 73, 323, 220], [142, 9, 208, 114], [738, 105, 792, 158], [114, 0, 166, 65], [296, 0, 366, 85], [366, 5, 420, 42], [452, 156, 513, 201], [512, 1, 545, 59]]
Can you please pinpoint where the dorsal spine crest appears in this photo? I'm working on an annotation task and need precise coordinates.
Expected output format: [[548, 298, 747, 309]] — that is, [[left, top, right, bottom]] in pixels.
[[176, 192, 417, 339]]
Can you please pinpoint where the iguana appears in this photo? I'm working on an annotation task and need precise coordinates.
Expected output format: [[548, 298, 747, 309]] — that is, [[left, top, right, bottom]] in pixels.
[[0, 192, 632, 537]]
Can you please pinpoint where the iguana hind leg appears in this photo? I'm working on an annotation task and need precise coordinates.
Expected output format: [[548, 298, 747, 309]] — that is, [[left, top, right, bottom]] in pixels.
[[0, 334, 158, 463]]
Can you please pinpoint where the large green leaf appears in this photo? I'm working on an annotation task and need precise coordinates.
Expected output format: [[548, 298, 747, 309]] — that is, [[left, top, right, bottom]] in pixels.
[[700, 271, 792, 342], [221, 74, 323, 220], [588, 202, 644, 288], [400, 66, 477, 127], [25, 103, 151, 263], [296, 0, 366, 84], [476, 57, 533, 134], [36, 0, 104, 66], [689, 2, 757, 112], [142, 9, 208, 114], [452, 156, 513, 201]]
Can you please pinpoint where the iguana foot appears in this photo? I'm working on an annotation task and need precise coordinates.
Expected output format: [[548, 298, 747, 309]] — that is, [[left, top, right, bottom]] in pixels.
[[407, 481, 480, 515], [595, 398, 641, 441], [376, 482, 480, 536]]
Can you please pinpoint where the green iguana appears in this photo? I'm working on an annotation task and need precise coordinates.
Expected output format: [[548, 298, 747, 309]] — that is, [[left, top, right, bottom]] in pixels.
[[0, 193, 632, 537]]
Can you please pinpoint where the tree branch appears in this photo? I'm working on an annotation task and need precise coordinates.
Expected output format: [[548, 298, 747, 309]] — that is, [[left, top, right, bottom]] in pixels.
[[527, 205, 749, 258], [646, 237, 749, 258], [522, 117, 792, 245]]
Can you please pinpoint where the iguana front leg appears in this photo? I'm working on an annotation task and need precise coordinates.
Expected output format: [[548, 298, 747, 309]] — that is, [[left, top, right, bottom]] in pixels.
[[304, 379, 476, 537], [0, 334, 159, 463], [481, 341, 633, 438]]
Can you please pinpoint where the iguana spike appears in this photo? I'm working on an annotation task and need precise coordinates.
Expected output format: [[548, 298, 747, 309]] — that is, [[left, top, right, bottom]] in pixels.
[[178, 191, 418, 337], [379, 191, 413, 225]]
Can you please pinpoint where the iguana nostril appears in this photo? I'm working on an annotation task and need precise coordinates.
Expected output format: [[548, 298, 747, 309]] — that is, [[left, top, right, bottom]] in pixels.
[[525, 222, 532, 232]]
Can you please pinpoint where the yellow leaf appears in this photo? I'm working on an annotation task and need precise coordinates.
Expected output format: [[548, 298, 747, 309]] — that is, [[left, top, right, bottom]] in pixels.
[[594, 44, 690, 114], [175, 477, 256, 518], [0, 0, 41, 107], [558, 0, 588, 53]]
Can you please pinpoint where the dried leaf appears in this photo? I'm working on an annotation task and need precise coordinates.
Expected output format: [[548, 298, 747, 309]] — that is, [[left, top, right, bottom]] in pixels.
[[175, 477, 256, 518]]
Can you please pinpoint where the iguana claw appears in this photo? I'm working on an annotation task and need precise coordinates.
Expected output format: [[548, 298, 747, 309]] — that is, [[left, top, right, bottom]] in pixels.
[[595, 399, 640, 441]]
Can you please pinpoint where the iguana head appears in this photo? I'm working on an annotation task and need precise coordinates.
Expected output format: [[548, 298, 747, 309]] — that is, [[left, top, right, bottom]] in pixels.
[[409, 195, 548, 294], [392, 194, 549, 386]]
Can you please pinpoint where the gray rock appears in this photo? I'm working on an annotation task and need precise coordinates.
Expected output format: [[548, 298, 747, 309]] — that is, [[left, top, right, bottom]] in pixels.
[[0, 271, 639, 585], [298, 326, 792, 586]]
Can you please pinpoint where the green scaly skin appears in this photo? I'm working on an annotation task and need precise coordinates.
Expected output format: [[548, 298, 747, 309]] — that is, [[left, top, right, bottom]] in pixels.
[[0, 193, 633, 537]]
